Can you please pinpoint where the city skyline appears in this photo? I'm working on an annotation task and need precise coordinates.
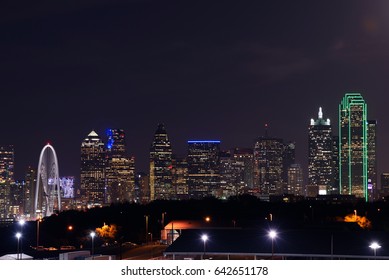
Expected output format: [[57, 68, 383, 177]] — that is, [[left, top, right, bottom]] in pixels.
[[2, 1, 389, 182]]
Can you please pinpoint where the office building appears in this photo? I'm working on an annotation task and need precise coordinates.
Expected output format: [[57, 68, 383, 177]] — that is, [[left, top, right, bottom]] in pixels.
[[149, 123, 173, 200], [287, 164, 304, 196], [187, 140, 220, 199], [172, 156, 188, 200], [339, 93, 368, 200], [308, 107, 334, 195], [106, 129, 135, 203], [232, 148, 254, 190], [80, 131, 106, 207], [367, 120, 377, 201], [219, 151, 245, 198], [0, 145, 14, 220], [253, 136, 284, 197]]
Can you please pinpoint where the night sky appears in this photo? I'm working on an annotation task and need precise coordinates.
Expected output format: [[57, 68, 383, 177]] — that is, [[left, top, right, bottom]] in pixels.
[[2, 0, 389, 182]]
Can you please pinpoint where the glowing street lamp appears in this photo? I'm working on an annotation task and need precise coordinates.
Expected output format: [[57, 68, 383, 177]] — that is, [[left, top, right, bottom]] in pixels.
[[15, 232, 22, 260], [201, 234, 208, 260], [90, 232, 96, 259], [268, 230, 277, 259], [369, 242, 381, 259], [18, 220, 25, 257]]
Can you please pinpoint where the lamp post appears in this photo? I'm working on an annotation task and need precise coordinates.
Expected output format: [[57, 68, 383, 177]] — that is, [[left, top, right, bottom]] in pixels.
[[16, 232, 22, 260], [268, 230, 277, 259], [36, 217, 42, 247], [148, 232, 153, 244], [369, 242, 381, 259], [144, 215, 149, 244], [90, 232, 96, 259], [162, 212, 166, 228], [19, 220, 25, 257], [201, 234, 208, 260]]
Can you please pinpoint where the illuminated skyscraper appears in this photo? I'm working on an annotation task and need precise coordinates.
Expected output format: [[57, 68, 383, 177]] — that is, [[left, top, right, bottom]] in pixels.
[[308, 107, 334, 195], [339, 93, 368, 200], [149, 124, 173, 200], [287, 164, 304, 196], [25, 166, 36, 217], [172, 156, 188, 200], [232, 148, 254, 190], [187, 140, 220, 199], [106, 129, 135, 203], [332, 136, 339, 193], [219, 151, 245, 198], [253, 137, 284, 197], [0, 145, 14, 219], [367, 120, 377, 201], [80, 131, 106, 206]]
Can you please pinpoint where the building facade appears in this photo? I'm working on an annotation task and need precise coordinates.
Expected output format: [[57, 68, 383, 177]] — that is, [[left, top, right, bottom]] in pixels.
[[106, 129, 135, 203], [187, 140, 220, 199], [308, 107, 334, 195], [339, 93, 368, 200], [80, 131, 106, 207], [253, 137, 284, 197], [367, 120, 377, 201], [0, 145, 14, 220], [149, 124, 173, 200]]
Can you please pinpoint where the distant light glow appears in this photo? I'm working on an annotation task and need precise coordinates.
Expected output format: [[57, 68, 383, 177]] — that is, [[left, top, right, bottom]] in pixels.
[[201, 234, 208, 242], [369, 242, 381, 250], [268, 230, 277, 239]]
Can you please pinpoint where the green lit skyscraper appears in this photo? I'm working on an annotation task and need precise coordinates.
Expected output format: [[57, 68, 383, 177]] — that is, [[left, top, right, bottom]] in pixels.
[[339, 93, 368, 200]]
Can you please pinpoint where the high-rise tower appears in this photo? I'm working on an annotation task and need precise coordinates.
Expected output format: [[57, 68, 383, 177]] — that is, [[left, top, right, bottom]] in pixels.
[[80, 131, 106, 207], [149, 124, 173, 200], [308, 107, 334, 194], [339, 93, 368, 200], [367, 120, 377, 201], [106, 129, 135, 203], [253, 137, 284, 197], [187, 140, 220, 199], [0, 145, 14, 219]]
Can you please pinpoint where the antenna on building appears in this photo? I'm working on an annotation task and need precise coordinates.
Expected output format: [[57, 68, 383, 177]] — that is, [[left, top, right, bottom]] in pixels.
[[318, 107, 323, 119]]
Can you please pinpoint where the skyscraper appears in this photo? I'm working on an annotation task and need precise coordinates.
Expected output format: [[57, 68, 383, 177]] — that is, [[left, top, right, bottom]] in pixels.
[[308, 107, 334, 195], [172, 156, 188, 200], [339, 93, 368, 200], [219, 151, 245, 198], [232, 148, 254, 190], [106, 129, 135, 203], [187, 140, 220, 199], [367, 120, 377, 201], [0, 145, 14, 220], [287, 164, 304, 196], [253, 136, 284, 197], [149, 124, 173, 200], [80, 131, 106, 207]]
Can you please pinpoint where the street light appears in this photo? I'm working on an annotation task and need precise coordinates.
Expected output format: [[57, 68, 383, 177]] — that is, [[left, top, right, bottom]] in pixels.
[[18, 220, 25, 257], [36, 218, 42, 247], [268, 230, 277, 259], [90, 232, 96, 259], [144, 215, 149, 244], [148, 232, 153, 244], [15, 232, 22, 260], [201, 234, 208, 260], [369, 242, 381, 259]]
